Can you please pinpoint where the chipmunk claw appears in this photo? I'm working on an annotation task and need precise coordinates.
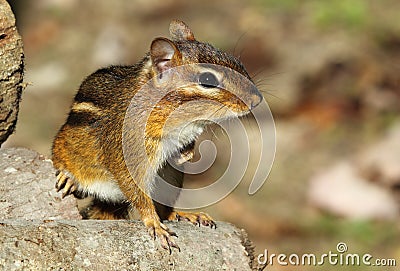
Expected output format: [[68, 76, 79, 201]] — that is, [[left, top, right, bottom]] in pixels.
[[145, 219, 180, 253], [169, 211, 217, 229], [55, 170, 77, 198]]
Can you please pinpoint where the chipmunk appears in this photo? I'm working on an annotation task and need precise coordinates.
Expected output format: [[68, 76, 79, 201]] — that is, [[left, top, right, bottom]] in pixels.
[[52, 20, 262, 252]]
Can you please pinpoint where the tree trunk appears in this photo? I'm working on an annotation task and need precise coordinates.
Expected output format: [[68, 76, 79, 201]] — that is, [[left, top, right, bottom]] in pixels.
[[0, 0, 24, 146]]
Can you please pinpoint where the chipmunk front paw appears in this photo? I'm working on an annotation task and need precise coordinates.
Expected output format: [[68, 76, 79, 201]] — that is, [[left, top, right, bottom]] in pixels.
[[144, 218, 180, 253], [168, 211, 216, 229], [55, 170, 78, 198]]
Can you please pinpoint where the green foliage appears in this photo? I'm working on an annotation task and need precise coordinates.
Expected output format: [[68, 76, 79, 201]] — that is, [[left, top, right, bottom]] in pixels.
[[310, 0, 368, 29], [310, 214, 398, 249], [255, 0, 369, 29]]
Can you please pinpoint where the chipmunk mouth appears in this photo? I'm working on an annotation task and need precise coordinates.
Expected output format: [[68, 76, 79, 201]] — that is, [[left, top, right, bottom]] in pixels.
[[249, 91, 263, 110], [208, 83, 263, 116]]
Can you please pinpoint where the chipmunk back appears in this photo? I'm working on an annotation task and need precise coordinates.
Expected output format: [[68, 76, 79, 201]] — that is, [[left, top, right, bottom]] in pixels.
[[52, 20, 262, 252]]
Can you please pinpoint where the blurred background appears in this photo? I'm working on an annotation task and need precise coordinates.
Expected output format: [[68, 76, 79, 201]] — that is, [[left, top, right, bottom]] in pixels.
[[5, 0, 400, 270]]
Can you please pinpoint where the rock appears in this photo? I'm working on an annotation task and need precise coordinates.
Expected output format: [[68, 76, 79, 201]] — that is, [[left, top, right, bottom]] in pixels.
[[0, 148, 259, 270], [0, 0, 24, 146], [308, 162, 398, 220], [0, 220, 257, 271], [0, 148, 81, 219]]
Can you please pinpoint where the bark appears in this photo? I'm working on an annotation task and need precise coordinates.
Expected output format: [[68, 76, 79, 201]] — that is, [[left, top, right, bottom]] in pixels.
[[0, 0, 24, 146]]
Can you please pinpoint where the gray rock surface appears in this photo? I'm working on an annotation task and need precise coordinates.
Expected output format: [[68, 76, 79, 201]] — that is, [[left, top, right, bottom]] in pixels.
[[0, 148, 259, 270], [0, 147, 81, 219], [0, 220, 255, 271]]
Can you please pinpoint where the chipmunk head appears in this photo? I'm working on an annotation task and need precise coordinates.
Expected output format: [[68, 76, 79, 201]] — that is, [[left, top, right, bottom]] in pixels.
[[139, 20, 263, 160], [148, 20, 262, 118]]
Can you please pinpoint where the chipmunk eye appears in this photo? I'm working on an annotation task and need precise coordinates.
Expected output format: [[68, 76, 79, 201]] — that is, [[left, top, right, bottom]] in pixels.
[[198, 72, 219, 88]]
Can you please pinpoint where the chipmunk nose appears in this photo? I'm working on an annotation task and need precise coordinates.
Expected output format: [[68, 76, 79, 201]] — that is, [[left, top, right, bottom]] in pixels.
[[249, 88, 263, 110]]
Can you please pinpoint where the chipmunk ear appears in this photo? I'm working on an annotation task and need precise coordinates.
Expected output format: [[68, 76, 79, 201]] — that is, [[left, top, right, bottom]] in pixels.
[[150, 37, 182, 74], [169, 20, 195, 41]]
